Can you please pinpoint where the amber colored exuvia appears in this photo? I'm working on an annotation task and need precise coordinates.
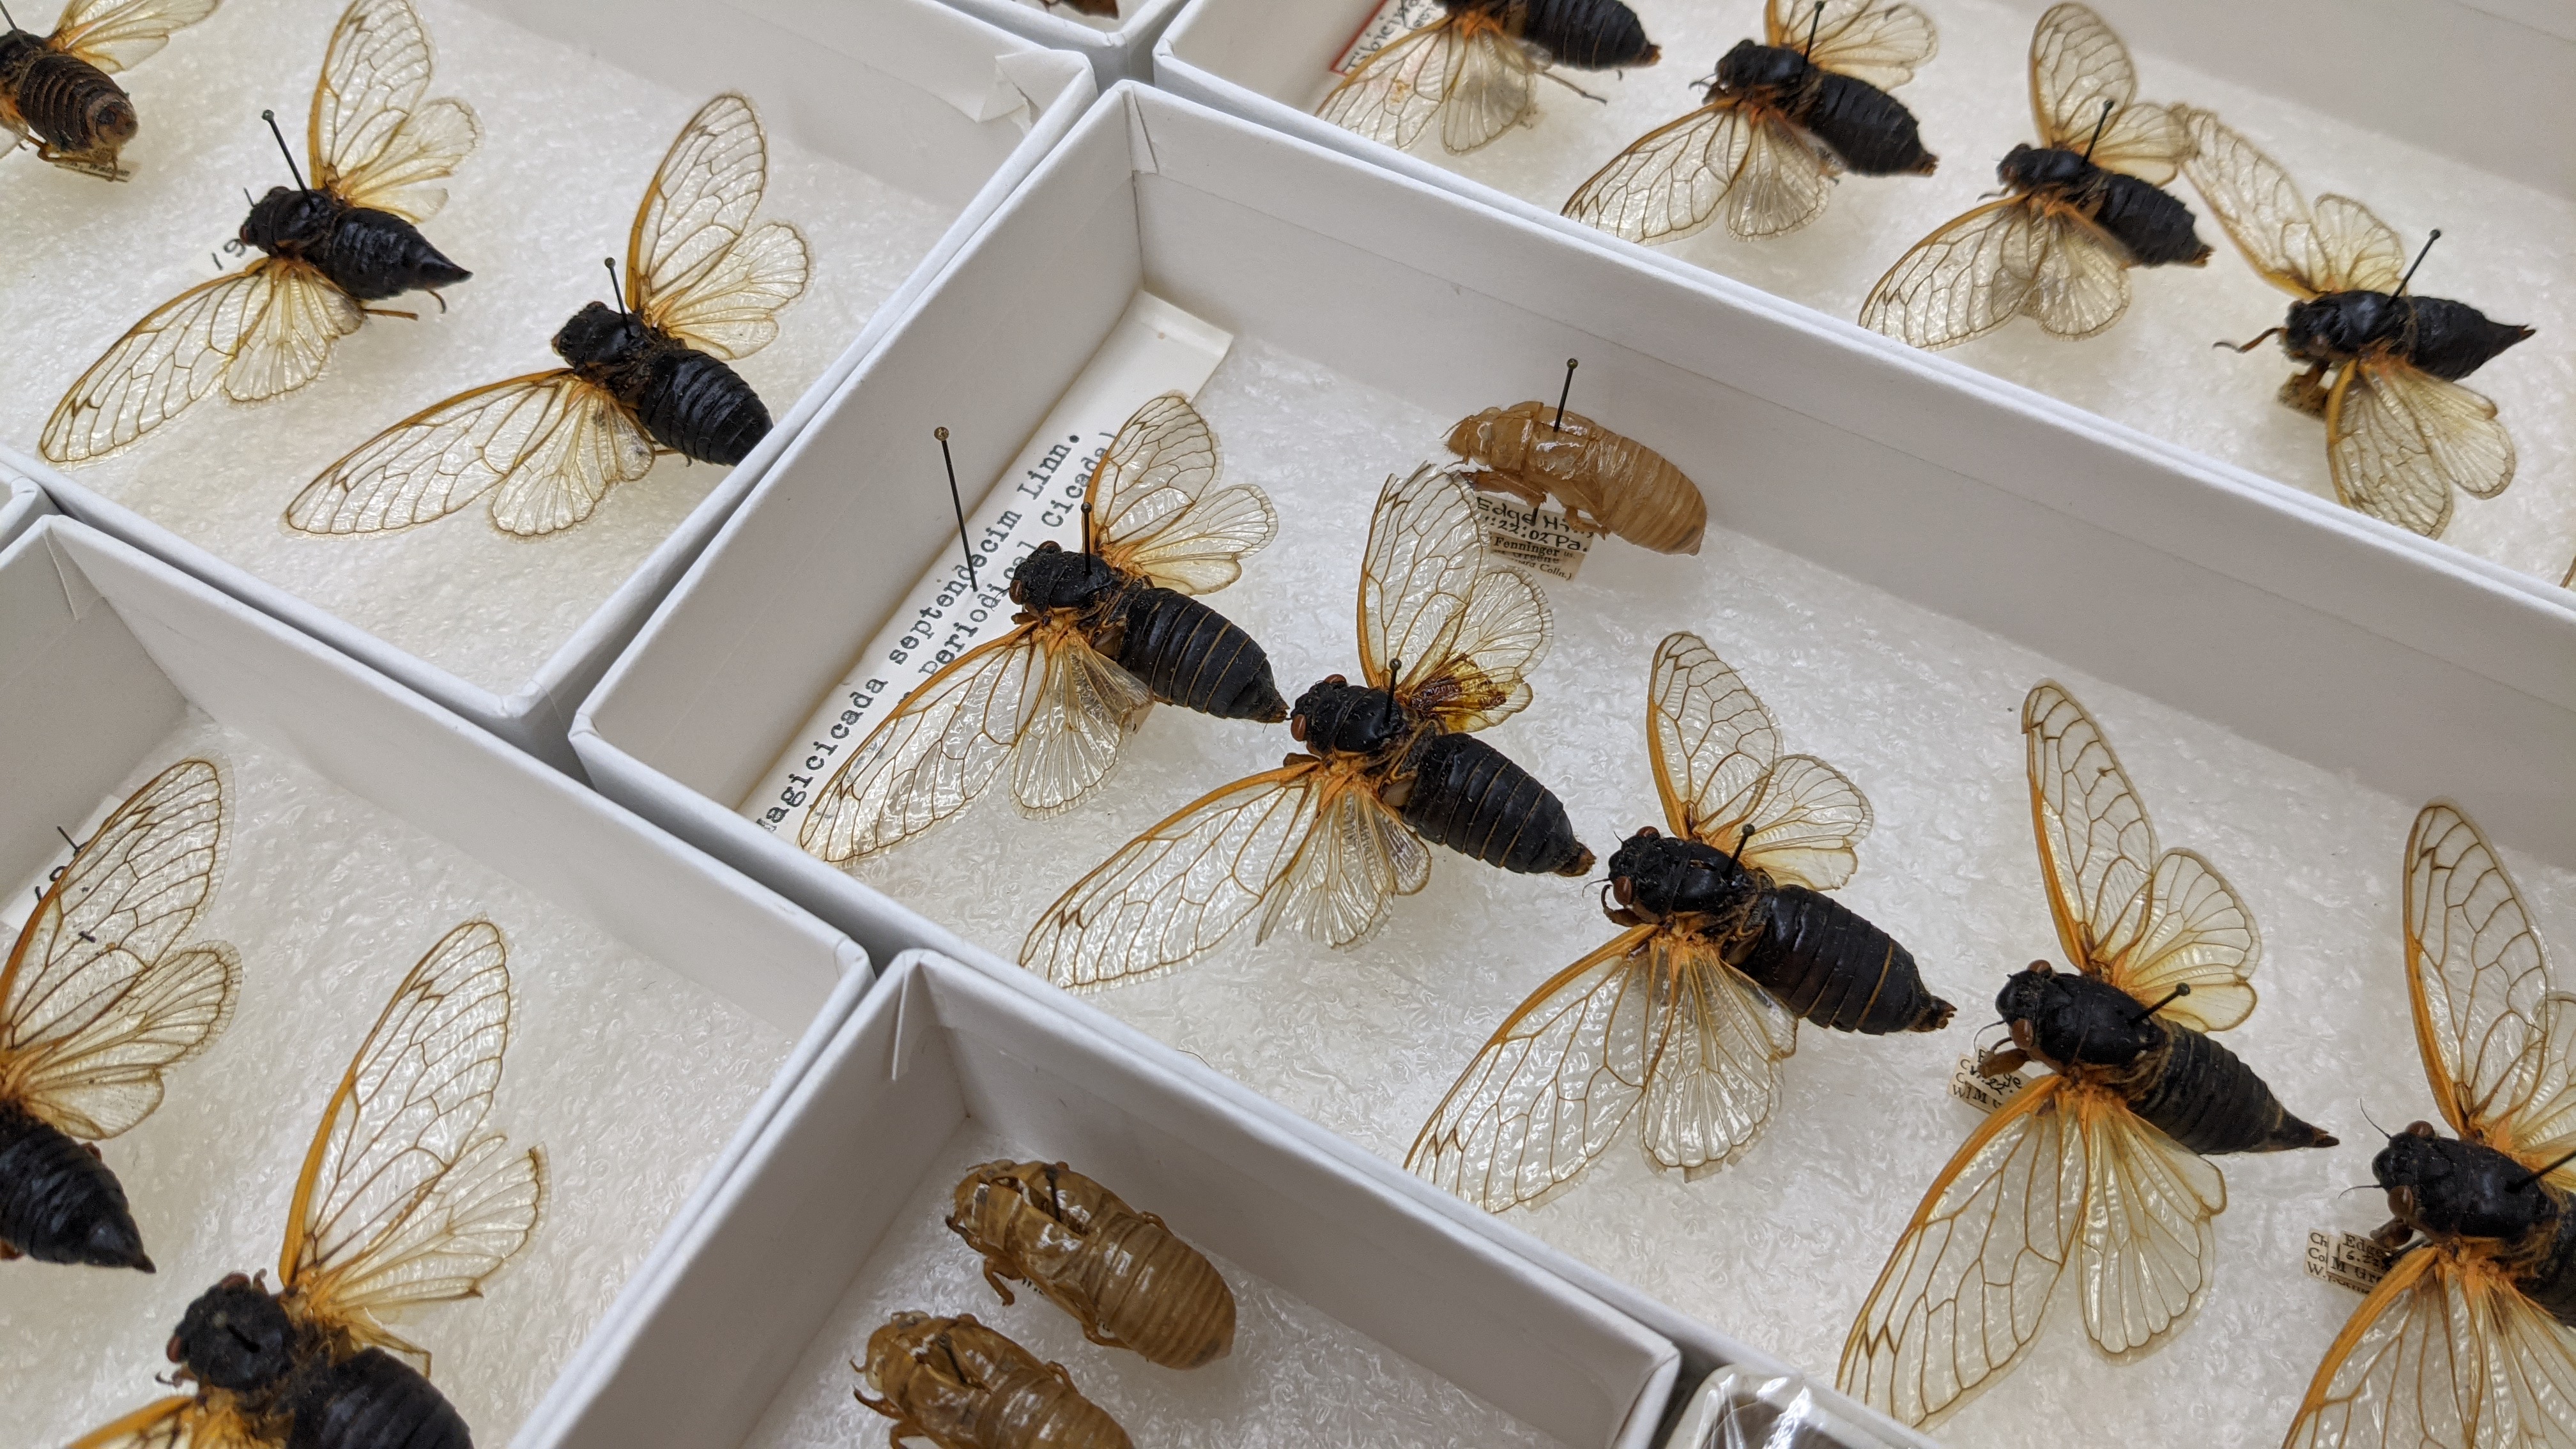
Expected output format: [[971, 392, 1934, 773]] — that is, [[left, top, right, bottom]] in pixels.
[[1445, 401, 1707, 554], [855, 1312, 1132, 1449], [947, 1160, 1236, 1370]]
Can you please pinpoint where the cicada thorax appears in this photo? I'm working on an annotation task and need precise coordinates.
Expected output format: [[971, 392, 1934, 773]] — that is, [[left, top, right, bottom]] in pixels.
[[0, 1099, 153, 1269], [1474, 0, 1660, 69], [551, 301, 770, 465], [859, 1312, 1133, 1449], [1997, 143, 2211, 268], [0, 28, 135, 171], [1012, 543, 1287, 724], [239, 187, 471, 303], [2373, 1126, 2576, 1327], [947, 1160, 1236, 1370], [1444, 403, 1705, 554], [1995, 965, 2332, 1154], [171, 1275, 472, 1449], [1604, 830, 1951, 1033], [1710, 39, 1934, 178], [2280, 291, 2534, 385]]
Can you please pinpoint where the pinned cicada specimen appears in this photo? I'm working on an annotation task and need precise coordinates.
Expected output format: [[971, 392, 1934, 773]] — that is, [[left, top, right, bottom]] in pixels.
[[1860, 3, 2209, 349], [42, 0, 476, 464], [802, 394, 1284, 865], [1839, 682, 2333, 1429], [2177, 110, 2531, 539], [1413, 634, 1951, 1209], [2282, 804, 2576, 1449], [1445, 399, 1706, 554], [1317, 0, 1662, 157], [1564, 0, 1936, 245], [1, 0, 217, 180], [285, 92, 808, 538], [1, 759, 239, 1272], [73, 919, 542, 1449], [855, 1311, 1131, 1449], [947, 1160, 1236, 1370], [1023, 464, 1594, 990]]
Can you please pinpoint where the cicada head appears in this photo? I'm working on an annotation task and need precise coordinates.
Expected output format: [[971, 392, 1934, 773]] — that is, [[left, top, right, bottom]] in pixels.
[[1996, 142, 2094, 195], [1604, 827, 1756, 923], [1714, 38, 1806, 95], [237, 187, 335, 257], [1008, 540, 1120, 611], [2283, 291, 2400, 364], [171, 1273, 295, 1392], [1994, 963, 2161, 1072], [1289, 676, 1407, 758], [2374, 1122, 2555, 1245], [551, 300, 653, 369]]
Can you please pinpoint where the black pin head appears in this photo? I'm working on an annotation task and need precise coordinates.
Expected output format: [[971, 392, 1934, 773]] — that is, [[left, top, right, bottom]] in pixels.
[[935, 426, 977, 594], [603, 257, 625, 314], [1552, 357, 1579, 433], [1804, 0, 1826, 57], [2130, 981, 2192, 1023], [259, 109, 305, 190]]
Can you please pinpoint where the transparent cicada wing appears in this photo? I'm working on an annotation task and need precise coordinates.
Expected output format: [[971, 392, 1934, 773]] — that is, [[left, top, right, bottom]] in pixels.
[[2283, 1250, 2576, 1449], [800, 625, 1047, 864], [1860, 199, 2131, 349], [629, 93, 809, 362], [2402, 803, 2558, 1147], [286, 372, 654, 538], [1777, 0, 1938, 90], [2326, 358, 2515, 538], [309, 0, 480, 224], [1361, 466, 1548, 733], [1088, 393, 1276, 596], [50, 0, 219, 74], [2175, 108, 2400, 298], [2028, 4, 2182, 184]]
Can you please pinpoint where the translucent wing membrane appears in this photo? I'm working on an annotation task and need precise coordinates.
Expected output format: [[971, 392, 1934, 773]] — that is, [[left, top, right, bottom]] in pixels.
[[2404, 804, 2557, 1147], [1648, 633, 1871, 891], [284, 921, 540, 1349], [1, 760, 239, 1141], [1412, 931, 1797, 1211], [69, 1397, 256, 1449], [1361, 466, 1548, 732], [806, 627, 1033, 863], [1317, 16, 1535, 156], [286, 372, 654, 537], [44, 262, 360, 463], [311, 0, 479, 223], [1839, 1077, 2078, 1427], [2326, 362, 2514, 539], [1564, 103, 1774, 245], [50, 0, 220, 73], [1089, 393, 1276, 595], [2028, 4, 2182, 183], [2074, 1093, 2223, 1356], [631, 93, 808, 360], [1779, 0, 1938, 90], [1859, 201, 2130, 349], [2175, 108, 2400, 297], [2285, 1253, 2576, 1449]]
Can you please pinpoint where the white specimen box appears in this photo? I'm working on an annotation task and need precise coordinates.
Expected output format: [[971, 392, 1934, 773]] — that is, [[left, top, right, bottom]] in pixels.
[[4, 0, 1092, 773], [0, 455, 52, 552], [521, 947, 1682, 1449], [1153, 0, 2576, 584], [938, 0, 1193, 89], [0, 514, 873, 1441], [564, 83, 2576, 1446]]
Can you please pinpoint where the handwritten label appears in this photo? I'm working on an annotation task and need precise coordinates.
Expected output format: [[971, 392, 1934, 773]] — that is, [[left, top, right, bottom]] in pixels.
[[1471, 493, 1592, 581], [739, 293, 1234, 841], [1948, 1055, 2029, 1115], [1331, 0, 1444, 73], [2304, 1230, 2395, 1294]]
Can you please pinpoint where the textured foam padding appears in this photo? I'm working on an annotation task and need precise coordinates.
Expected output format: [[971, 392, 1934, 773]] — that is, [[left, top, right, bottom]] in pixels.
[[742, 1122, 1568, 1449], [0, 714, 788, 1446], [829, 335, 2576, 1449], [0, 0, 956, 692]]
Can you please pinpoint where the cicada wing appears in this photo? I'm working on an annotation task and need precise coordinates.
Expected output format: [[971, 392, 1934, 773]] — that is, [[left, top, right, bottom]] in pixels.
[[1362, 466, 1548, 732], [1862, 200, 2126, 349], [1563, 103, 1758, 245], [1009, 632, 1153, 816], [2175, 108, 2397, 298], [1639, 935, 1800, 1181], [2021, 681, 2158, 976], [630, 94, 808, 362], [287, 372, 653, 537], [1409, 925, 1660, 1212], [2028, 4, 2181, 181], [309, 0, 479, 224], [1728, 114, 1838, 241], [1088, 393, 1276, 595], [1646, 631, 1779, 840], [2403, 803, 2557, 1146], [281, 921, 541, 1350], [68, 1397, 254, 1449], [799, 625, 1046, 864], [1, 759, 239, 1141], [1728, 756, 1874, 894], [1775, 0, 1939, 90], [2283, 1250, 2576, 1449], [1316, 20, 1457, 150], [1020, 761, 1330, 991], [2096, 848, 2259, 1033], [2508, 993, 2576, 1192], [49, 0, 219, 73], [2327, 358, 2514, 537], [1435, 19, 1537, 156], [2309, 197, 2407, 296], [42, 263, 348, 463], [2073, 1095, 2224, 1357], [1255, 771, 1430, 950], [1838, 1075, 2082, 1429]]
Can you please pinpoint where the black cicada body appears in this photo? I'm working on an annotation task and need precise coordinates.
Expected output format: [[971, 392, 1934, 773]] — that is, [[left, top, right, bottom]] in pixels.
[[1319, 0, 1659, 157], [551, 300, 767, 465], [169, 1275, 473, 1449], [1012, 541, 1286, 724], [0, 1102, 152, 1269], [0, 0, 217, 180], [1292, 675, 1590, 879], [1994, 141, 2209, 267], [2278, 291, 2531, 388], [1481, 0, 1659, 69], [238, 182, 468, 303], [1716, 38, 1932, 176]]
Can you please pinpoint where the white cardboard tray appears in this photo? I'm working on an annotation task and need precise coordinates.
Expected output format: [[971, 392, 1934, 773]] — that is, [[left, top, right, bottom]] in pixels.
[[11, 0, 1092, 774], [1151, 0, 2576, 588], [939, 0, 1193, 88], [524, 946, 1682, 1449], [0, 456, 52, 553]]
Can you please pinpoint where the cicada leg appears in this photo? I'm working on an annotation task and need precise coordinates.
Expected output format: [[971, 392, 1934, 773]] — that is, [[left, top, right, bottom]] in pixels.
[[2276, 364, 2331, 418]]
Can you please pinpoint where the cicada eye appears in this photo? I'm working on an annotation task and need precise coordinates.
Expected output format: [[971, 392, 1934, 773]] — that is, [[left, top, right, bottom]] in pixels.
[[1612, 877, 1635, 905]]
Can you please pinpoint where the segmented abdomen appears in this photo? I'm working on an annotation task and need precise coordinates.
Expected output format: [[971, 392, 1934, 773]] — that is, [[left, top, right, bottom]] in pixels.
[[282, 1347, 473, 1449], [316, 207, 471, 302], [1733, 885, 1951, 1033], [0, 1101, 145, 1268], [11, 49, 133, 153], [2402, 296, 2534, 381], [1065, 1211, 1238, 1368], [1399, 732, 1591, 876], [1801, 74, 1933, 176], [2091, 174, 2211, 266], [967, 1360, 1130, 1449], [2519, 1200, 2576, 1328], [1108, 588, 1287, 723], [1517, 0, 1658, 68], [636, 347, 770, 465], [2128, 1023, 2332, 1155]]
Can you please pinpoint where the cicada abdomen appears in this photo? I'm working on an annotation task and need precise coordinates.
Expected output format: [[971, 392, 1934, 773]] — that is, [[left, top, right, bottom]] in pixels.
[[551, 303, 770, 466], [947, 1160, 1236, 1370], [0, 1101, 151, 1269], [2126, 1016, 2337, 1153], [281, 1347, 473, 1449], [1397, 731, 1593, 877], [0, 31, 133, 172], [1506, 0, 1660, 68], [1800, 70, 1935, 176], [1445, 402, 1706, 555], [1738, 882, 1952, 1034], [1015, 541, 1287, 724], [856, 1312, 1132, 1449], [170, 1275, 475, 1449]]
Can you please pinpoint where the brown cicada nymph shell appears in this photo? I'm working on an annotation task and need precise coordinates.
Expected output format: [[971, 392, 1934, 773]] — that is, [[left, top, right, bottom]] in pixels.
[[947, 1160, 1236, 1370], [1446, 402, 1707, 555], [854, 1311, 1131, 1449]]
